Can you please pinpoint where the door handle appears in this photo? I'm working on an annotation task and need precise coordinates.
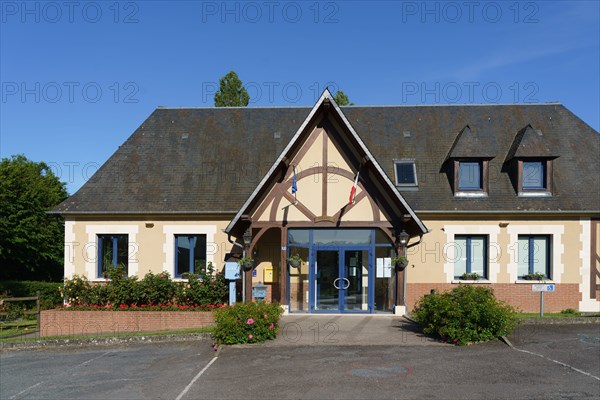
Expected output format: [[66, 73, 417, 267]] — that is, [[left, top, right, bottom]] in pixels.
[[333, 278, 341, 289], [342, 278, 350, 289]]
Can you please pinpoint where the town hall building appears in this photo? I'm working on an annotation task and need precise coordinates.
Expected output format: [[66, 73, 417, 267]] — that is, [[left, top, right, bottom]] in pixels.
[[53, 89, 600, 314]]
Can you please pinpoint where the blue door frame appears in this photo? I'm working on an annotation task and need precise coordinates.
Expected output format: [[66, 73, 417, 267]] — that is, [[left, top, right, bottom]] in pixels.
[[308, 245, 374, 313]]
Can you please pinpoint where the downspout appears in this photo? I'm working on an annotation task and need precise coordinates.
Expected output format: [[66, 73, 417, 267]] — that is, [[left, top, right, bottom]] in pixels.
[[403, 268, 407, 316], [404, 234, 423, 315]]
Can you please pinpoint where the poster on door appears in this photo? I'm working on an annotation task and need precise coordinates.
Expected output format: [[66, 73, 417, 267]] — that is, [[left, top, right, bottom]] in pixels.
[[376, 257, 392, 278]]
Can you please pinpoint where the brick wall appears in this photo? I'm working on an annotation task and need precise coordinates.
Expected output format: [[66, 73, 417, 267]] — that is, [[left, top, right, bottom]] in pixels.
[[406, 283, 580, 313], [40, 310, 214, 338]]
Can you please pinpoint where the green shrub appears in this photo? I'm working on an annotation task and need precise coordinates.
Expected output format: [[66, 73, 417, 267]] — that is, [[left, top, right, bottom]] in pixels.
[[176, 263, 228, 306], [61, 264, 228, 309], [560, 308, 579, 315], [61, 274, 93, 305], [0, 302, 26, 321], [412, 285, 519, 345], [0, 280, 62, 309], [104, 266, 142, 306], [212, 302, 284, 345], [140, 271, 177, 305]]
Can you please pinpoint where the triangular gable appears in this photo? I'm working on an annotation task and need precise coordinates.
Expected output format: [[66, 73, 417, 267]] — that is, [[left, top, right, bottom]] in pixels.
[[505, 124, 558, 161], [225, 89, 428, 237], [446, 125, 496, 160]]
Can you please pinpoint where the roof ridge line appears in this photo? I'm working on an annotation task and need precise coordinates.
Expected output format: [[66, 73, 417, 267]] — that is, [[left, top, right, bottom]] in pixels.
[[155, 102, 563, 110]]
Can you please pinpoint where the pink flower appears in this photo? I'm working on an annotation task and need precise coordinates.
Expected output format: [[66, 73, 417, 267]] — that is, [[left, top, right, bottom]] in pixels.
[[269, 323, 274, 330], [247, 318, 254, 325], [248, 334, 253, 339]]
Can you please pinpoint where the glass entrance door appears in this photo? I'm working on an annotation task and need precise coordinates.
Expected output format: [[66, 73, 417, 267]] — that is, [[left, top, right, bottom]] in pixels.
[[343, 250, 369, 311], [315, 250, 340, 311], [313, 249, 370, 312]]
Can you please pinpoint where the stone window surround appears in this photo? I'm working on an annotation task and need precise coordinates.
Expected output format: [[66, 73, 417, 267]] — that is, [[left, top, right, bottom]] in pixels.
[[443, 225, 500, 283], [85, 225, 139, 281], [163, 225, 217, 281]]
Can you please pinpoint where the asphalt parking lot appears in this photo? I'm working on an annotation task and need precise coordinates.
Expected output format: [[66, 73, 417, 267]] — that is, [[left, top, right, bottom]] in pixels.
[[1, 321, 599, 400]]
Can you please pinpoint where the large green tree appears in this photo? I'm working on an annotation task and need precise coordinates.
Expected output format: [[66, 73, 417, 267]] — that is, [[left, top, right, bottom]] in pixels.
[[334, 90, 354, 106], [0, 155, 68, 281], [214, 71, 250, 107]]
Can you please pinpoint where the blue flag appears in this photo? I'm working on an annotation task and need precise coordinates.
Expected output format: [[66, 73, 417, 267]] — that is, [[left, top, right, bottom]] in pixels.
[[291, 167, 297, 194]]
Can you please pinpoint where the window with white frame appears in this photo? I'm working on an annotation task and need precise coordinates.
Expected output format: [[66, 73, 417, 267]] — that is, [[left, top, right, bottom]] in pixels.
[[175, 234, 207, 277], [97, 234, 129, 277], [454, 235, 487, 279], [517, 235, 552, 279]]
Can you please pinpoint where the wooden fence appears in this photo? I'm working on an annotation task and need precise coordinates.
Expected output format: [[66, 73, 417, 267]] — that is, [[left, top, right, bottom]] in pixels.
[[0, 291, 41, 334]]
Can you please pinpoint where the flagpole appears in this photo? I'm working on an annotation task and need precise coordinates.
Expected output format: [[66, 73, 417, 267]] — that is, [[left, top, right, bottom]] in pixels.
[[349, 168, 360, 205], [292, 165, 298, 205]]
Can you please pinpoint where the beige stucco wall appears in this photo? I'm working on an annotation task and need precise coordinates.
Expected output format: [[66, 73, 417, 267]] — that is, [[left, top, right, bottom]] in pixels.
[[64, 217, 233, 281], [255, 126, 379, 223], [406, 218, 585, 286]]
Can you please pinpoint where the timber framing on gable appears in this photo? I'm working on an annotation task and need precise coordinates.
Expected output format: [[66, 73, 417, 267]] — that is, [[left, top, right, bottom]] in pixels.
[[225, 88, 428, 240]]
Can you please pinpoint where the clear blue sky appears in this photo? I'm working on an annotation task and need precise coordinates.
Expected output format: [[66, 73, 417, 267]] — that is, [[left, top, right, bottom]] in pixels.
[[1, 1, 598, 194]]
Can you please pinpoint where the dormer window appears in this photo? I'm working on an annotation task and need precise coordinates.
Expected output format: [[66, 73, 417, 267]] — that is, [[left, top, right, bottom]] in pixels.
[[522, 161, 545, 189], [518, 159, 552, 195], [394, 160, 417, 188], [505, 125, 556, 197], [445, 125, 493, 197], [454, 159, 489, 195], [458, 161, 482, 190]]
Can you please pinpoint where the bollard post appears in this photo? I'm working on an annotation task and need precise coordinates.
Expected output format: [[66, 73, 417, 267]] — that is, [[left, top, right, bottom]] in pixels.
[[36, 291, 41, 335]]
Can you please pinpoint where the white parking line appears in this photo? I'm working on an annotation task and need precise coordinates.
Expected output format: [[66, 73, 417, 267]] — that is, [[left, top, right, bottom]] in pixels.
[[9, 351, 113, 399], [512, 347, 600, 381], [175, 356, 218, 400]]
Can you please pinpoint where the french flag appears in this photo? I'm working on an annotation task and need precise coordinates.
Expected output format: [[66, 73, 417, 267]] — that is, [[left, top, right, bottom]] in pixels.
[[291, 166, 297, 194], [349, 170, 360, 204]]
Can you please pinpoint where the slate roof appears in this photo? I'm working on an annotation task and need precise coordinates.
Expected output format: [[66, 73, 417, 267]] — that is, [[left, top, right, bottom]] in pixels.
[[505, 124, 559, 160], [446, 125, 497, 159], [53, 103, 600, 215]]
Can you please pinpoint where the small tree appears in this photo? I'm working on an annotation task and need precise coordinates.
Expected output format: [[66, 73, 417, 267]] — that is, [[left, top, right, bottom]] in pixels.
[[214, 71, 250, 107], [334, 90, 354, 106]]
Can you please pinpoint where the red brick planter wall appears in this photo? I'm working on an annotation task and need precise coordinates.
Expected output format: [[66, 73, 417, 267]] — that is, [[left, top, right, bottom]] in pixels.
[[40, 310, 214, 338], [406, 283, 580, 313]]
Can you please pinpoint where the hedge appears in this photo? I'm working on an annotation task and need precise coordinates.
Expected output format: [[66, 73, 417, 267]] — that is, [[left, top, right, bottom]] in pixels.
[[0, 280, 62, 310]]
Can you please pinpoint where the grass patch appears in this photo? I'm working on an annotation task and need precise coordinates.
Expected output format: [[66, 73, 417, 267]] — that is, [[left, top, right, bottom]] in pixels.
[[517, 312, 600, 318], [0, 320, 38, 339], [0, 325, 214, 343]]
